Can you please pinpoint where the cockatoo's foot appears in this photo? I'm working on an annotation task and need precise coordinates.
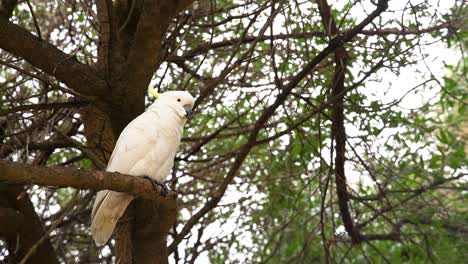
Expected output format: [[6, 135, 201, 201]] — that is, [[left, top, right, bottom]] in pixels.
[[142, 176, 169, 196]]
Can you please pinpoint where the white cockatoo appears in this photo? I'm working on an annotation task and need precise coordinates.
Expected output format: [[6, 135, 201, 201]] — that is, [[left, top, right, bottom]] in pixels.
[[91, 90, 195, 246]]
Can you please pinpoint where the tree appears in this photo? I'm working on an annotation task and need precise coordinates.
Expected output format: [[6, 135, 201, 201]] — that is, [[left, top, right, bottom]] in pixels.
[[0, 0, 466, 263]]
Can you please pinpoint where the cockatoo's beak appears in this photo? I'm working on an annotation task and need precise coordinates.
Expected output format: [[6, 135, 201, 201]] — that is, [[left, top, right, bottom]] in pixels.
[[183, 105, 193, 118]]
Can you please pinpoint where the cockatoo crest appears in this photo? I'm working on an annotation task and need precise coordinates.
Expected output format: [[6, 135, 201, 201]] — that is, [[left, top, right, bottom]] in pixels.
[[149, 86, 160, 99]]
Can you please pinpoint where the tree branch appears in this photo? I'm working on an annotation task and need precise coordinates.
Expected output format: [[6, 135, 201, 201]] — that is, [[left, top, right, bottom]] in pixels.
[[0, 160, 172, 200], [0, 101, 89, 117], [0, 0, 17, 19], [169, 0, 390, 252], [96, 0, 114, 73], [317, 0, 360, 244], [122, 0, 194, 109], [169, 18, 455, 61], [0, 19, 107, 97]]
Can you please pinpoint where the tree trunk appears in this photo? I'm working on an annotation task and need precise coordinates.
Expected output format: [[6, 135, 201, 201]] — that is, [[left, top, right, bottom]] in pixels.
[[132, 196, 178, 264]]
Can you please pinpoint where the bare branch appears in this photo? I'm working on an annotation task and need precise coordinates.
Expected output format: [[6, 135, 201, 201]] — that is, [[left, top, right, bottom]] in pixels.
[[317, 0, 359, 243], [0, 19, 107, 97], [0, 160, 172, 200], [168, 21, 459, 60], [0, 101, 89, 117]]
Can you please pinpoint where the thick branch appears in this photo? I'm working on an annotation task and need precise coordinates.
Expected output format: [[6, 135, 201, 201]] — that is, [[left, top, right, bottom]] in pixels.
[[0, 0, 17, 19], [0, 160, 171, 200], [118, 0, 194, 122], [317, 0, 360, 243], [96, 0, 114, 73], [0, 19, 107, 97]]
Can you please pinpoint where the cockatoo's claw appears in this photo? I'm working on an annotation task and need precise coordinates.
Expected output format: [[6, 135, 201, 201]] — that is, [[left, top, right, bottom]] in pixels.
[[157, 182, 169, 196], [142, 176, 169, 196]]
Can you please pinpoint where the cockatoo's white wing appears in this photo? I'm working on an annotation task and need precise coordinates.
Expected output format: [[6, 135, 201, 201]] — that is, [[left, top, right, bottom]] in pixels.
[[107, 111, 160, 174], [91, 111, 159, 246]]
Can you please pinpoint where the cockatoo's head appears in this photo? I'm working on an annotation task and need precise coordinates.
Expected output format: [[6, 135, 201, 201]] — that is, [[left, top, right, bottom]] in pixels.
[[153, 91, 195, 120]]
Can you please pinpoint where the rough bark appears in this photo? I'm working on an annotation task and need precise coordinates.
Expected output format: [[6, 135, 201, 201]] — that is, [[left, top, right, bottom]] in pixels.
[[0, 160, 172, 199], [80, 106, 115, 164], [133, 197, 177, 264], [107, 0, 194, 134]]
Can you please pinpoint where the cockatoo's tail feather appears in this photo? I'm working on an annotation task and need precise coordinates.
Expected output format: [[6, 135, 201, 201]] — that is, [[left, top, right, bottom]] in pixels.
[[91, 191, 133, 246]]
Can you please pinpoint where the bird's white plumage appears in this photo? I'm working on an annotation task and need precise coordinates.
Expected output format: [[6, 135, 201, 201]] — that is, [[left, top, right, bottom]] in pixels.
[[91, 91, 194, 246]]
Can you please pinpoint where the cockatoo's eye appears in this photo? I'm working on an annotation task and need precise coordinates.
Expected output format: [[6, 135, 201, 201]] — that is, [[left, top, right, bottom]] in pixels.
[[177, 98, 181, 102]]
